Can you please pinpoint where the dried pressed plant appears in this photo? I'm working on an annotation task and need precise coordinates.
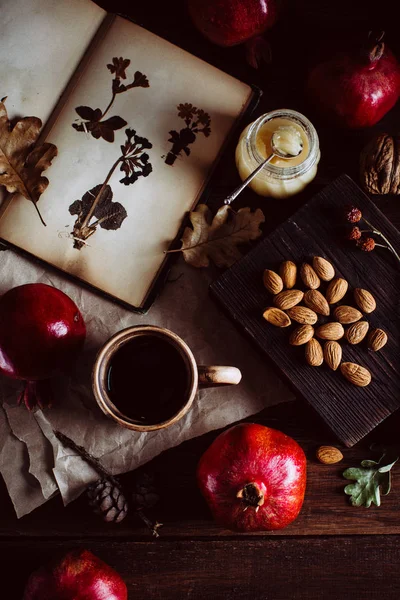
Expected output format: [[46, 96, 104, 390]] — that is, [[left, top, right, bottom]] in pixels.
[[344, 205, 400, 264], [165, 103, 211, 166], [72, 57, 150, 143], [69, 128, 153, 249]]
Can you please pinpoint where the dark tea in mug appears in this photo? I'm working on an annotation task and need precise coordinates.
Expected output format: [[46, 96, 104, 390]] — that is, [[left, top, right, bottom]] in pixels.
[[106, 335, 190, 425]]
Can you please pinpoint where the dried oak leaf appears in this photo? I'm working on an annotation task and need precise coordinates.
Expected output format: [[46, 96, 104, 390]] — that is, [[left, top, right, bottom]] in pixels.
[[180, 204, 265, 268], [0, 98, 57, 225]]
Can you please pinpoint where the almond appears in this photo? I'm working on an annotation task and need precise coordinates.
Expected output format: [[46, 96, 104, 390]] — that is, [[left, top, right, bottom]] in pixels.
[[340, 362, 372, 387], [345, 321, 369, 345], [286, 306, 318, 325], [304, 290, 330, 316], [279, 261, 297, 289], [312, 257, 335, 281], [305, 338, 323, 366], [300, 263, 320, 289], [354, 288, 376, 314], [334, 305, 362, 324], [323, 341, 342, 371], [326, 278, 348, 304], [263, 307, 291, 327], [316, 446, 344, 465], [368, 328, 388, 352], [273, 289, 304, 310], [263, 269, 283, 295], [289, 324, 314, 346], [316, 322, 344, 341]]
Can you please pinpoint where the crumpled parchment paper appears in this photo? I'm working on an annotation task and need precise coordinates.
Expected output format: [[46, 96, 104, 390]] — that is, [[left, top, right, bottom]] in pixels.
[[0, 0, 293, 519], [0, 248, 293, 517]]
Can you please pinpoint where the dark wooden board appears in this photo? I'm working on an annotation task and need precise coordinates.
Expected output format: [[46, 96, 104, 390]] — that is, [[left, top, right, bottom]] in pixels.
[[4, 536, 400, 600], [210, 175, 400, 447], [2, 402, 400, 540]]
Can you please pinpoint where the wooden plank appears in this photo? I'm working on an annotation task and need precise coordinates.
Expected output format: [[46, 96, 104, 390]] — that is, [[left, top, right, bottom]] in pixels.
[[211, 175, 400, 447], [1, 401, 400, 538], [4, 537, 400, 600]]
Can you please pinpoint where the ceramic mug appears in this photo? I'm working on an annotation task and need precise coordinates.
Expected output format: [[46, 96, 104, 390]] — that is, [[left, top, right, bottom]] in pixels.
[[92, 325, 242, 432]]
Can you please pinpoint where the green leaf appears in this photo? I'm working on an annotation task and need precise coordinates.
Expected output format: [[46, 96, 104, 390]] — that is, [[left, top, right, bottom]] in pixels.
[[343, 454, 398, 508], [378, 459, 398, 473], [380, 474, 391, 496], [360, 459, 379, 468]]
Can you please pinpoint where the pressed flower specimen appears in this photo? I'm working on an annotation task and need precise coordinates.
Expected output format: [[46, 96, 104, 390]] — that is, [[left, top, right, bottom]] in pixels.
[[344, 205, 400, 263], [72, 58, 150, 142], [165, 103, 211, 166], [69, 129, 153, 249], [346, 226, 362, 241]]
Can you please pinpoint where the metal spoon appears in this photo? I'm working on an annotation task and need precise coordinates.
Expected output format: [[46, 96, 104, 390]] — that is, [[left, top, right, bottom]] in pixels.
[[223, 127, 304, 206]]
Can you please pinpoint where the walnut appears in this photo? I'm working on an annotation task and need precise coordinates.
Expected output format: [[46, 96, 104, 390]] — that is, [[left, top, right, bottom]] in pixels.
[[360, 133, 400, 194]]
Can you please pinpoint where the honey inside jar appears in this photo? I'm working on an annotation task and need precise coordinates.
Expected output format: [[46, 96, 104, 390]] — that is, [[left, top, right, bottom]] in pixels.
[[255, 118, 309, 167], [235, 109, 320, 199]]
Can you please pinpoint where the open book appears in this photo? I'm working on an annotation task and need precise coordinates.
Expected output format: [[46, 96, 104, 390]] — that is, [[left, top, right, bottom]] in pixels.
[[0, 0, 254, 310]]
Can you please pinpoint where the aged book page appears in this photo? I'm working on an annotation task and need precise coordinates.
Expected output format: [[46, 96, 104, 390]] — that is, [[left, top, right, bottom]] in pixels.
[[0, 0, 106, 123], [0, 16, 252, 308]]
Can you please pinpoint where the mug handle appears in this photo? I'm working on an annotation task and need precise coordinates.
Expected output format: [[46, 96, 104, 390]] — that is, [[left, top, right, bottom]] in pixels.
[[197, 365, 242, 387]]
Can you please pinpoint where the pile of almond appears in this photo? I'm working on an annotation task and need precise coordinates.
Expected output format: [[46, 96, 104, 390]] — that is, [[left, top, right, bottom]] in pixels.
[[262, 257, 388, 387]]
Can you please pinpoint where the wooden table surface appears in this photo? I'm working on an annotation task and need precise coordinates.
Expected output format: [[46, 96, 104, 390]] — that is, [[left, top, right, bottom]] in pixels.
[[2, 1, 400, 598]]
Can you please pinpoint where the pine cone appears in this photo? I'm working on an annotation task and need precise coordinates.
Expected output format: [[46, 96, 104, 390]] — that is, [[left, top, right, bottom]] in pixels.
[[87, 478, 128, 523], [132, 473, 163, 537], [132, 473, 160, 510]]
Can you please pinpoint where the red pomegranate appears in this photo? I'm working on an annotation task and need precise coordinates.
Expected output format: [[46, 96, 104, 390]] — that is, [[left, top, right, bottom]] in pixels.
[[197, 423, 306, 532], [307, 32, 400, 128], [188, 0, 278, 67], [188, 0, 278, 47], [0, 283, 86, 409], [23, 549, 127, 600]]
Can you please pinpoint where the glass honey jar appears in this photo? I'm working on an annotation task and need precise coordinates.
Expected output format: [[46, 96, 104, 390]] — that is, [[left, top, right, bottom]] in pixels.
[[235, 109, 320, 198]]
